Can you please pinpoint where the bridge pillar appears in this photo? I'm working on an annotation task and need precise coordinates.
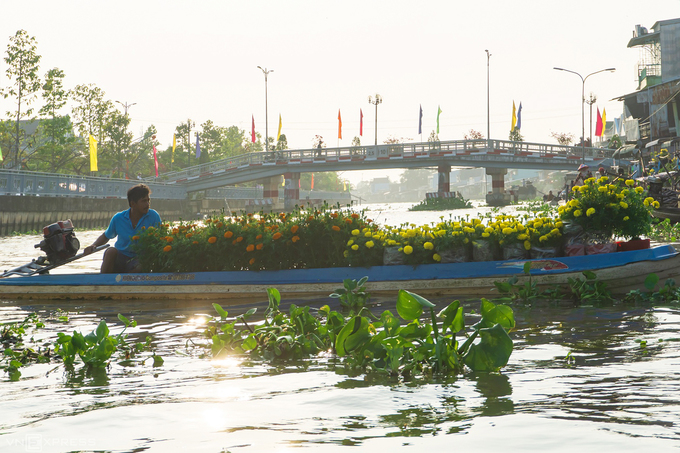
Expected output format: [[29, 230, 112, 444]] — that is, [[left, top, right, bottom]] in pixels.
[[437, 164, 451, 193], [284, 172, 300, 211], [485, 167, 511, 206], [260, 176, 282, 200]]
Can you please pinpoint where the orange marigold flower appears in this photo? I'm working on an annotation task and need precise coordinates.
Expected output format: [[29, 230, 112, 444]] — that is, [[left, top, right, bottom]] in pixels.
[[249, 258, 256, 265], [246, 244, 255, 252], [292, 235, 300, 243], [307, 216, 314, 221], [205, 219, 212, 223], [141, 226, 146, 230], [345, 219, 353, 224], [367, 219, 373, 223], [291, 225, 299, 234], [236, 236, 243, 242], [166, 236, 174, 243], [172, 228, 179, 234], [132, 235, 140, 241], [232, 240, 237, 245], [256, 234, 263, 240], [332, 225, 341, 231], [224, 231, 233, 238], [273, 232, 282, 240], [256, 243, 264, 250], [330, 212, 338, 219], [351, 213, 360, 219], [186, 233, 192, 239], [208, 236, 217, 244], [216, 222, 224, 228], [163, 245, 172, 252], [192, 241, 198, 245]]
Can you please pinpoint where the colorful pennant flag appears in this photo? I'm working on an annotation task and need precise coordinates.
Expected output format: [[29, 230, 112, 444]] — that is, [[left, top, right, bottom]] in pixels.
[[171, 134, 176, 163], [338, 109, 342, 139], [251, 115, 256, 143], [311, 173, 314, 190], [418, 104, 423, 135], [88, 135, 98, 172], [436, 106, 442, 134], [511, 101, 517, 132], [516, 102, 522, 130], [601, 108, 607, 137], [195, 134, 201, 159], [277, 114, 282, 141], [360, 109, 363, 136], [153, 145, 159, 177], [0, 143, 3, 161], [595, 108, 603, 137]]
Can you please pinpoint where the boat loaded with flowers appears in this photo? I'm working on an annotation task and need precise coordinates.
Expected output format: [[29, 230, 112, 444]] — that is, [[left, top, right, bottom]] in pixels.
[[2, 176, 679, 301]]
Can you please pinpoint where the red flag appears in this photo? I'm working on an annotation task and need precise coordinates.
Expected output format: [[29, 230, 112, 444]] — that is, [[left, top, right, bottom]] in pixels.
[[595, 107, 603, 137], [153, 145, 159, 177], [338, 109, 342, 139], [311, 173, 314, 190], [251, 115, 256, 143], [360, 109, 363, 136]]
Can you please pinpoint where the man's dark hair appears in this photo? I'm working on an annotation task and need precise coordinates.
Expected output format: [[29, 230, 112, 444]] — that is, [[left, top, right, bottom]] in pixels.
[[127, 184, 151, 206]]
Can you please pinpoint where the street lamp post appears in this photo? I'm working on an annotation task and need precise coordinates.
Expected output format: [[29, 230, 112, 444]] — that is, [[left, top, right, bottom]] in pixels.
[[585, 93, 597, 147], [115, 100, 136, 116], [368, 94, 382, 145], [257, 66, 273, 152], [553, 67, 616, 162], [485, 50, 491, 145]]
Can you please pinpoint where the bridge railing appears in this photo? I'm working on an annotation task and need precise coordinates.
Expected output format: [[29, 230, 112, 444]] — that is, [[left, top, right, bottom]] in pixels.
[[153, 139, 613, 185], [0, 169, 186, 199]]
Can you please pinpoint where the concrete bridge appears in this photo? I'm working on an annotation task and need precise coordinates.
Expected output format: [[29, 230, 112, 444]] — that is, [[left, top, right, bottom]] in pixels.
[[151, 138, 622, 207]]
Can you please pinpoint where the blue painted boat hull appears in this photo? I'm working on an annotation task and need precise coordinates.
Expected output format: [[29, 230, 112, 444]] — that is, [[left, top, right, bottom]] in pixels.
[[1, 245, 678, 301]]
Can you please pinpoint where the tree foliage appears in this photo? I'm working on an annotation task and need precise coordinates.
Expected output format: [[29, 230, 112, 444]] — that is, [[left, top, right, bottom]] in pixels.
[[550, 131, 575, 146]]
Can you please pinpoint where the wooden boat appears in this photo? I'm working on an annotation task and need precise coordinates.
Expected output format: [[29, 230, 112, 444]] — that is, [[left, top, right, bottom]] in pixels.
[[1, 245, 678, 301]]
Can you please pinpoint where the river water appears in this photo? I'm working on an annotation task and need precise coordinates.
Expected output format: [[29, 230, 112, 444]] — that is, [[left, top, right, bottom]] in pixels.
[[2, 202, 680, 452]]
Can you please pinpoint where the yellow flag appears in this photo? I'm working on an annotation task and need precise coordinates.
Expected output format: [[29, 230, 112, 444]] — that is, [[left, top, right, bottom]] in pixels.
[[511, 101, 517, 132], [172, 134, 176, 163], [601, 108, 607, 137], [89, 135, 98, 172], [277, 114, 282, 141]]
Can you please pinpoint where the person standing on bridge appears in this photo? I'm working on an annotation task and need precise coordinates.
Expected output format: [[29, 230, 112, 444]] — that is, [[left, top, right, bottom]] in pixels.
[[83, 183, 162, 273]]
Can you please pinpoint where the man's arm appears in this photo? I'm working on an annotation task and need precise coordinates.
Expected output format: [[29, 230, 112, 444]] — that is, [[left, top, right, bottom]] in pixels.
[[83, 233, 110, 255]]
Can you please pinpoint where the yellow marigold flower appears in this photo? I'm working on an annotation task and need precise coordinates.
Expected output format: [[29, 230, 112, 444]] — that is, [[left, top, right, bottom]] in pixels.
[[622, 189, 629, 196], [424, 242, 434, 250], [163, 245, 172, 252], [208, 236, 217, 244], [272, 232, 282, 240], [365, 241, 375, 248], [574, 210, 582, 217], [517, 234, 528, 241], [343, 250, 349, 258], [623, 216, 630, 221], [433, 253, 441, 262], [404, 245, 414, 255], [539, 235, 548, 242], [644, 199, 650, 207], [351, 244, 359, 251], [586, 208, 596, 217], [635, 186, 644, 194], [653, 201, 660, 209], [364, 231, 372, 237], [620, 201, 628, 209], [351, 229, 360, 236], [551, 228, 560, 236], [464, 238, 469, 244], [481, 232, 490, 238], [132, 235, 140, 241], [524, 240, 531, 250], [625, 179, 635, 186], [598, 186, 608, 193], [347, 239, 354, 246]]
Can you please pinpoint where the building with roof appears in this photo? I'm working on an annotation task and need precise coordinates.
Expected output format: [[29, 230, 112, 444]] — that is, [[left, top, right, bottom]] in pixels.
[[615, 18, 680, 153]]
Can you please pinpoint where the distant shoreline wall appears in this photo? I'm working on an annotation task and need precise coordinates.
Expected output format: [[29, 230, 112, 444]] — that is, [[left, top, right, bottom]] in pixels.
[[0, 196, 245, 236]]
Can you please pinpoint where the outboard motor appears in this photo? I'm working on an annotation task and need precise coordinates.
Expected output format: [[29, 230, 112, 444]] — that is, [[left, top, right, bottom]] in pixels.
[[34, 220, 80, 265]]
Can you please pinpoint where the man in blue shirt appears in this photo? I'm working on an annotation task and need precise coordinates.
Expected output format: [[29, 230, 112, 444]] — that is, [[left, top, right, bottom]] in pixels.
[[84, 184, 162, 273]]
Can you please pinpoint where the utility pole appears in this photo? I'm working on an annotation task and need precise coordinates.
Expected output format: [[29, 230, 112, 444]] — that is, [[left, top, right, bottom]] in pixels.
[[368, 94, 382, 145], [586, 93, 597, 147], [257, 66, 273, 152]]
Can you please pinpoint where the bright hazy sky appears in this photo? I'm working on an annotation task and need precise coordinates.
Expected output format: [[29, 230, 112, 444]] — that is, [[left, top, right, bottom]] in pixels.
[[2, 0, 678, 184]]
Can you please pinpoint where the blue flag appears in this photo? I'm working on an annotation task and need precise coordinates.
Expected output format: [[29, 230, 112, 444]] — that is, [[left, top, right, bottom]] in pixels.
[[418, 104, 423, 135], [516, 102, 522, 130], [196, 135, 201, 159]]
